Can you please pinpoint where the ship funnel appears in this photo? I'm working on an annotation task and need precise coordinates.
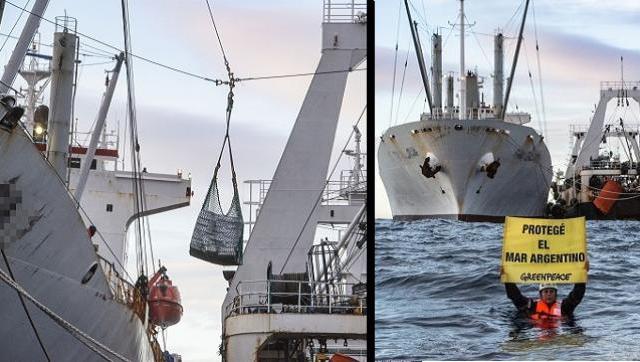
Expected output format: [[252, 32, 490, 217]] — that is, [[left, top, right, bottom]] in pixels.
[[446, 74, 454, 117], [493, 33, 504, 117], [466, 72, 480, 119], [432, 33, 442, 117]]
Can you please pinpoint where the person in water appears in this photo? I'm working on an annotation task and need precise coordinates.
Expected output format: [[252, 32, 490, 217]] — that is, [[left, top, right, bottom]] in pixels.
[[501, 260, 588, 320]]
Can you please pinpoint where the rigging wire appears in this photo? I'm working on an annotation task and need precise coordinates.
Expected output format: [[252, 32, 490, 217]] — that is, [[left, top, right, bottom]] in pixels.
[[120, 0, 150, 278], [0, 266, 130, 361], [522, 39, 543, 134], [394, 49, 410, 126], [465, 14, 491, 71], [503, 0, 524, 35], [0, 0, 31, 53], [2, 0, 360, 86], [531, 0, 548, 141], [1, 250, 51, 361], [400, 87, 424, 124], [388, 1, 402, 129], [204, 0, 230, 67]]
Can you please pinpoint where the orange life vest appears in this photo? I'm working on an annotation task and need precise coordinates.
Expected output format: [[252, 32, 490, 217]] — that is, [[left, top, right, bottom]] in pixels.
[[531, 300, 562, 320]]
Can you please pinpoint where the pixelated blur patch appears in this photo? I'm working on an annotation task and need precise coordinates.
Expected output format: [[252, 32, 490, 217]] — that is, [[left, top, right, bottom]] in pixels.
[[0, 181, 23, 248]]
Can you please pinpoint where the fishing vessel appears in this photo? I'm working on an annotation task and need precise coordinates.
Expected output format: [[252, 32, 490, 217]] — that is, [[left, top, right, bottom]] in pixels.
[[378, 0, 552, 222], [188, 1, 367, 360], [552, 79, 640, 220], [0, 2, 188, 360]]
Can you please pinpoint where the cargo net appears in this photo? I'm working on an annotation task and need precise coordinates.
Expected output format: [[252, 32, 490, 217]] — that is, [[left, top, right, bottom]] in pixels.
[[190, 86, 244, 265], [190, 174, 243, 265]]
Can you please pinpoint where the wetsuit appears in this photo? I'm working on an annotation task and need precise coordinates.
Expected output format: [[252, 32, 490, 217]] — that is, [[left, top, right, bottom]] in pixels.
[[505, 283, 586, 317]]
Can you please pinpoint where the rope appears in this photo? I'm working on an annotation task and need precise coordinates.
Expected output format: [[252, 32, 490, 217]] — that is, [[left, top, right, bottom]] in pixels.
[[279, 105, 367, 274], [388, 2, 402, 129], [0, 0, 31, 53], [1, 249, 51, 361], [0, 263, 130, 361], [531, 0, 548, 141], [1, 1, 360, 86], [235, 68, 365, 83], [205, 0, 239, 192], [394, 49, 410, 126]]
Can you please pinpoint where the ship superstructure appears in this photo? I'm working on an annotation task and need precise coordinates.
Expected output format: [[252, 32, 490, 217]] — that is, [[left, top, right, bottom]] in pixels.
[[378, 0, 552, 222], [0, 3, 189, 360], [191, 2, 368, 360], [553, 80, 640, 219]]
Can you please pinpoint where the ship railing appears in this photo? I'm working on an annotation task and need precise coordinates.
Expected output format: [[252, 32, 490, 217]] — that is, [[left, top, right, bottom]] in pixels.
[[21, 59, 50, 73], [244, 175, 367, 208], [97, 255, 136, 306], [579, 160, 640, 171], [72, 130, 119, 150], [601, 80, 640, 91], [322, 179, 367, 205], [569, 124, 640, 135], [225, 279, 366, 318], [323, 1, 367, 23]]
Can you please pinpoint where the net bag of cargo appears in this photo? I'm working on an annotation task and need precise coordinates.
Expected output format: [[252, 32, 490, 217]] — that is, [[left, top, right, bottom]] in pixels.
[[189, 169, 243, 265], [190, 89, 243, 265]]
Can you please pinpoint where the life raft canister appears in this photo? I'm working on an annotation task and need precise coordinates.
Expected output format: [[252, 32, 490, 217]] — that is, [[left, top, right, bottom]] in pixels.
[[148, 267, 183, 328], [593, 179, 624, 215]]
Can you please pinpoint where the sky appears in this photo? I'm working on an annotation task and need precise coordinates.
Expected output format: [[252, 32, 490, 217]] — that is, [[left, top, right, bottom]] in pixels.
[[1, 1, 366, 361], [375, 0, 640, 219]]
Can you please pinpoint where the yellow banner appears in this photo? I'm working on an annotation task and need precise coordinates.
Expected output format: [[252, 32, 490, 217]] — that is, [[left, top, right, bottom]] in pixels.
[[501, 216, 588, 284]]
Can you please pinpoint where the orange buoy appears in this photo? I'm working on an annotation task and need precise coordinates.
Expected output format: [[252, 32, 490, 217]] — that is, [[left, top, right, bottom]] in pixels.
[[148, 268, 183, 328], [593, 180, 624, 215]]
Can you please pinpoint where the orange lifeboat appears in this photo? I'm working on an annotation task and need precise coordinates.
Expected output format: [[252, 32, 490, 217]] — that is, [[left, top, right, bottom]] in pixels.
[[148, 267, 183, 328], [593, 180, 624, 215], [330, 353, 359, 362]]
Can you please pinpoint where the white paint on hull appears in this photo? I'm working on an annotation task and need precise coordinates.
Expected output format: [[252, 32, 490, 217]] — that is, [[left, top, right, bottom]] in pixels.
[[0, 127, 154, 361], [378, 118, 552, 219]]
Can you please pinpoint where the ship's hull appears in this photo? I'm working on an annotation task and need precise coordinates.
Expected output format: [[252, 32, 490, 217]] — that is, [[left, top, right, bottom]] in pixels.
[[378, 118, 553, 222], [0, 127, 154, 361], [565, 199, 640, 220]]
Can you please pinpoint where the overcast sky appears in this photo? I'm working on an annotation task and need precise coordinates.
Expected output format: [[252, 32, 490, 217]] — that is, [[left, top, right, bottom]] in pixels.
[[375, 0, 640, 218], [1, 1, 366, 360]]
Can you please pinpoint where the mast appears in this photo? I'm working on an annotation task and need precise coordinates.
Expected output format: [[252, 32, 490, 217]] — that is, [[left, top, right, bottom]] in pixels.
[[501, 0, 530, 120], [432, 33, 442, 117], [47, 23, 77, 182], [493, 33, 504, 117], [403, 0, 433, 114], [459, 0, 466, 120]]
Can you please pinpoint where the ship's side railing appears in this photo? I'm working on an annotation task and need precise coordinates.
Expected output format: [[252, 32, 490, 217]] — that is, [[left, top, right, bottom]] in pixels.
[[601, 80, 640, 91], [243, 168, 367, 233], [225, 279, 366, 318], [569, 123, 640, 135], [323, 1, 367, 23], [580, 160, 639, 171], [97, 255, 136, 307]]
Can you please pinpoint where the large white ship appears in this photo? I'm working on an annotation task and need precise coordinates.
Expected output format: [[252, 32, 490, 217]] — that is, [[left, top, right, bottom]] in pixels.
[[378, 0, 552, 222], [0, 2, 189, 360]]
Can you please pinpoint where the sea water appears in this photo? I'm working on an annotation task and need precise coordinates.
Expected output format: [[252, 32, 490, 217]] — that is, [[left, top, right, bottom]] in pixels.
[[375, 219, 640, 360]]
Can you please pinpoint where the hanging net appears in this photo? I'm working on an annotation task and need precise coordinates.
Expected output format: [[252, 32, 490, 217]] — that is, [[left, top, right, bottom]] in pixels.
[[190, 85, 243, 265], [189, 169, 243, 265]]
